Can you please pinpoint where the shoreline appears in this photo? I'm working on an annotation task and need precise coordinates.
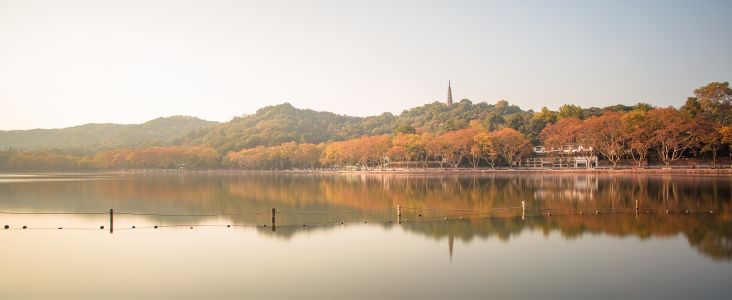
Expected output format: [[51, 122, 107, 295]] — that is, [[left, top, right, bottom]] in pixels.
[[113, 167, 732, 176], [4, 167, 732, 177]]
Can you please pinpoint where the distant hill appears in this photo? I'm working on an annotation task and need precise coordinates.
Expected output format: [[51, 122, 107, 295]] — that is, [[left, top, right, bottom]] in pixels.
[[175, 103, 397, 153], [1, 100, 634, 153], [103, 116, 219, 147], [0, 116, 218, 150], [175, 101, 535, 153]]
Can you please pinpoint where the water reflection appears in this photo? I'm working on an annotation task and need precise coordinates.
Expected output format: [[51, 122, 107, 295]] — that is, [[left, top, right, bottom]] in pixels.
[[0, 173, 730, 260]]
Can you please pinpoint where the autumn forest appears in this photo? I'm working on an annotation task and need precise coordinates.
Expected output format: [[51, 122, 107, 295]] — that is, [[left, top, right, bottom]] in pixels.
[[1, 82, 731, 171]]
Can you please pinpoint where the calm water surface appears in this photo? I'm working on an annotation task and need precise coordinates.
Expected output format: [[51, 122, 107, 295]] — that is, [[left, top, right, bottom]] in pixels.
[[1, 173, 731, 299]]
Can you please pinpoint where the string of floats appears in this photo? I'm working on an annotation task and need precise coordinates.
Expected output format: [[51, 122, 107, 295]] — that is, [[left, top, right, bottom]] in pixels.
[[2, 206, 730, 231]]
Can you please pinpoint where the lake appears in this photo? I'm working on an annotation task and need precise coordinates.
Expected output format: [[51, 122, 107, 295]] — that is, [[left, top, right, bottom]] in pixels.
[[1, 173, 730, 299]]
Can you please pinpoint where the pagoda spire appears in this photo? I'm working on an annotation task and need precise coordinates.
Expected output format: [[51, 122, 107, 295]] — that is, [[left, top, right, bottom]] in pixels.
[[447, 80, 453, 106]]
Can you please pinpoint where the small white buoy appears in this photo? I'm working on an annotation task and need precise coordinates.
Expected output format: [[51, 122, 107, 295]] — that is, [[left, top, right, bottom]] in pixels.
[[645, 210, 650, 214], [665, 210, 669, 214], [444, 217, 448, 221], [547, 212, 552, 216], [459, 217, 464, 220], [710, 210, 714, 214], [579, 211, 584, 215], [685, 210, 689, 214], [595, 210, 600, 215], [404, 219, 409, 222]]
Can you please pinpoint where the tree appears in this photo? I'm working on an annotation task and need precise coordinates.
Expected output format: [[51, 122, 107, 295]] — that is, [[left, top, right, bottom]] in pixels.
[[540, 117, 581, 165], [622, 109, 653, 167], [438, 128, 478, 168], [474, 131, 499, 168], [558, 104, 583, 119], [426, 135, 449, 168], [389, 133, 425, 169], [295, 143, 323, 169], [681, 97, 703, 117], [367, 135, 392, 169], [580, 112, 626, 168], [491, 128, 531, 167], [695, 82, 732, 110], [393, 124, 417, 135], [646, 108, 698, 166], [695, 117, 722, 164], [528, 107, 558, 140]]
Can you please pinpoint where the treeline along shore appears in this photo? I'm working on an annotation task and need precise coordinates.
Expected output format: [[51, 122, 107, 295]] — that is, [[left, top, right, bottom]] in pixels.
[[1, 82, 732, 172]]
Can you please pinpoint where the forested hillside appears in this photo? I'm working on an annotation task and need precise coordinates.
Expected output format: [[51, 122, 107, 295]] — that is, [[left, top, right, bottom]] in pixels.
[[178, 99, 641, 153], [175, 103, 395, 153], [0, 116, 218, 151]]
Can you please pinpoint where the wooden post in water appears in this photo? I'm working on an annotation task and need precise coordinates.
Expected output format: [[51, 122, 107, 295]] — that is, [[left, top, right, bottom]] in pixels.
[[521, 201, 526, 221], [635, 199, 639, 211], [397, 205, 401, 224], [109, 209, 114, 234], [271, 208, 276, 231]]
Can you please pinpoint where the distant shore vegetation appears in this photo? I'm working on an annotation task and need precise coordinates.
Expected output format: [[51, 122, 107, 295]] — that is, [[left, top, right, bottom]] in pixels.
[[1, 82, 731, 171]]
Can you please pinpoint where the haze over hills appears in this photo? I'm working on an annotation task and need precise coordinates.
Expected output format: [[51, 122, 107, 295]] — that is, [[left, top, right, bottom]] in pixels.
[[0, 116, 218, 151]]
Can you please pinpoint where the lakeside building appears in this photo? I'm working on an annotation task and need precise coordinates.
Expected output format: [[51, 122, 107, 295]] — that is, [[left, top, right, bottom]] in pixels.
[[523, 145, 598, 168]]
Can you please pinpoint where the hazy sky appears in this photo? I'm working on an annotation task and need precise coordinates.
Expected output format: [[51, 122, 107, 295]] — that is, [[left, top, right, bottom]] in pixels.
[[1, 0, 731, 130]]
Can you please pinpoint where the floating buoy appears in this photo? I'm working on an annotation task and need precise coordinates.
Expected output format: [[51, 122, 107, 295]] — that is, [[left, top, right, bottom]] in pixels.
[[710, 210, 714, 214], [132, 226, 136, 229], [154, 225, 158, 229], [364, 221, 367, 223], [387, 220, 392, 223], [22, 226, 27, 229], [404, 219, 409, 222], [100, 226, 104, 230], [595, 210, 600, 215], [263, 224, 267, 227], [58, 227, 63, 230], [3, 225, 8, 229], [418, 214, 422, 217], [340, 222, 344, 225], [645, 210, 650, 214], [301, 224, 307, 227], [579, 211, 584, 215], [226, 225, 230, 228], [190, 226, 193, 229], [547, 212, 552, 216], [459, 217, 463, 220], [444, 217, 448, 221], [665, 210, 669, 214], [685, 210, 689, 214]]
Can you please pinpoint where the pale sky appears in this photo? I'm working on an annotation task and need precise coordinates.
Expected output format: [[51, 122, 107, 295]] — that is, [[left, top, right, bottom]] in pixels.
[[1, 0, 731, 130]]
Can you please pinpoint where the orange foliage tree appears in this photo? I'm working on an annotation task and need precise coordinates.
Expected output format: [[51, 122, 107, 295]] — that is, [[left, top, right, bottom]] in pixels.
[[491, 128, 531, 166]]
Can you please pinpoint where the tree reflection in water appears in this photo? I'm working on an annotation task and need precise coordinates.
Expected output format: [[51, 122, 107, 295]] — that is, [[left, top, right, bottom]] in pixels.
[[0, 173, 730, 260]]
